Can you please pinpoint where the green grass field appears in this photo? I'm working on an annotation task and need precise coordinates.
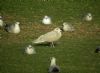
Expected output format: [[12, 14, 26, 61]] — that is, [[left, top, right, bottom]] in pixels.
[[0, 0, 100, 73]]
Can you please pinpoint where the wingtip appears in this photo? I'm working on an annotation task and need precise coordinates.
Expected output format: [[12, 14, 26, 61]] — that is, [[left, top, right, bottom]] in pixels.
[[32, 40, 39, 44]]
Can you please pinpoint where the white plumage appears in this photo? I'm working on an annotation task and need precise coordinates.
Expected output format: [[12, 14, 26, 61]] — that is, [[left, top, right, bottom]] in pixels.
[[5, 22, 20, 34], [50, 57, 56, 66], [0, 16, 4, 27], [49, 57, 60, 73], [84, 13, 92, 21], [25, 45, 36, 55], [42, 15, 52, 25], [62, 22, 75, 32], [32, 27, 62, 47]]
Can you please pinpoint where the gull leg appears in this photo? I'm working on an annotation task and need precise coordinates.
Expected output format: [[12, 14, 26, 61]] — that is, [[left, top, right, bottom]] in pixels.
[[50, 42, 55, 48]]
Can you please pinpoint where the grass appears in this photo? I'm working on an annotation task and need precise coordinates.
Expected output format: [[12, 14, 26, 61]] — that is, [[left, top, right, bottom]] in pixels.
[[0, 0, 100, 73]]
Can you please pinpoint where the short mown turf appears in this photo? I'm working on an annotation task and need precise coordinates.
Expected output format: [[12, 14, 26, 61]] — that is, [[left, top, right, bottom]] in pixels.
[[0, 0, 100, 73]]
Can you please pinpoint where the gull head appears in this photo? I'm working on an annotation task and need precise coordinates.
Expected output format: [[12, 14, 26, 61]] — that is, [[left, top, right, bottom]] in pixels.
[[84, 13, 92, 21], [87, 13, 92, 17], [44, 15, 49, 19], [54, 28, 62, 32], [0, 16, 2, 19], [63, 22, 69, 26], [51, 57, 56, 61], [28, 45, 32, 48], [15, 22, 20, 25], [25, 45, 36, 55], [51, 57, 56, 63], [15, 22, 20, 27]]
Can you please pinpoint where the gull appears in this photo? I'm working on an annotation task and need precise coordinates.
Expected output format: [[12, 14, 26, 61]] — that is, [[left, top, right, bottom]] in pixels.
[[62, 22, 75, 32], [42, 15, 52, 25], [25, 45, 36, 55], [5, 22, 20, 34], [0, 16, 4, 27], [32, 27, 62, 47], [84, 13, 92, 21], [49, 57, 60, 73]]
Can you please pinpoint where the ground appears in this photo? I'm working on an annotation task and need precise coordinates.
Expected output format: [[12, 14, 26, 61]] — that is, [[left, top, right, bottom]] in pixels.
[[0, 0, 100, 73]]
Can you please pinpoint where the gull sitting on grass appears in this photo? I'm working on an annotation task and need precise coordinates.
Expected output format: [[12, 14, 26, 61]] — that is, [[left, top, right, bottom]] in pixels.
[[48, 57, 60, 73], [25, 45, 36, 55], [32, 27, 62, 47], [0, 16, 4, 27], [84, 13, 92, 21], [5, 22, 20, 34], [62, 22, 75, 32], [42, 15, 52, 25]]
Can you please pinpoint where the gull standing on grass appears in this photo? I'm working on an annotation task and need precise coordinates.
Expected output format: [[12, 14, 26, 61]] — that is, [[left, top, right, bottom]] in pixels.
[[84, 13, 92, 21], [62, 22, 75, 32], [25, 45, 36, 55], [5, 22, 20, 34], [42, 15, 52, 25], [48, 57, 60, 73], [32, 27, 62, 47]]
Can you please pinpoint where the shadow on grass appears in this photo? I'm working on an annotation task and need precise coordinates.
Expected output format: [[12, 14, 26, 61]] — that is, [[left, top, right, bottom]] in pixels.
[[33, 42, 58, 47]]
